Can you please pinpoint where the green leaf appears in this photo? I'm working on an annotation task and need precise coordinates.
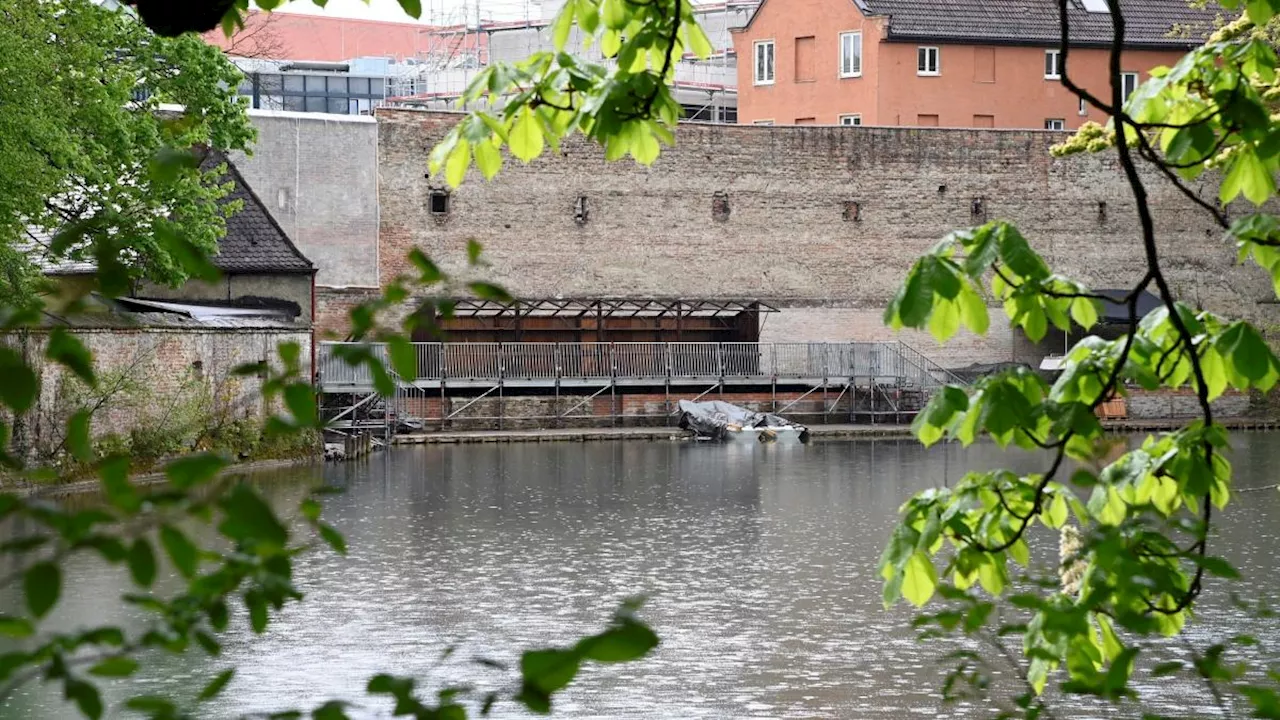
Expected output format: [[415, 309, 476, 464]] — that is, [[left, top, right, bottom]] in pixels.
[[318, 524, 347, 555], [445, 139, 471, 188], [1009, 538, 1030, 567], [902, 551, 937, 607], [551, 3, 574, 50], [199, 669, 235, 701], [246, 592, 269, 633], [467, 239, 484, 265], [0, 348, 38, 413], [509, 107, 545, 162], [1221, 147, 1276, 206], [283, 383, 318, 426], [65, 678, 103, 720], [1070, 297, 1099, 329], [164, 453, 227, 490], [46, 328, 95, 385], [313, 701, 352, 720], [521, 648, 581, 694], [388, 336, 418, 381], [125, 697, 177, 714], [0, 616, 34, 638], [577, 620, 659, 662], [958, 284, 989, 335], [1045, 493, 1069, 529], [159, 525, 198, 579], [88, 656, 139, 678], [128, 538, 157, 587], [98, 455, 139, 512], [469, 282, 514, 303], [218, 484, 289, 548], [474, 139, 503, 180], [398, 0, 423, 18], [24, 562, 60, 618], [66, 411, 93, 463], [977, 557, 1005, 596]]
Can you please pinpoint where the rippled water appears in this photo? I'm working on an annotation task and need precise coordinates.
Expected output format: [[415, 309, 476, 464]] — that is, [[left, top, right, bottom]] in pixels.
[[3, 435, 1280, 719]]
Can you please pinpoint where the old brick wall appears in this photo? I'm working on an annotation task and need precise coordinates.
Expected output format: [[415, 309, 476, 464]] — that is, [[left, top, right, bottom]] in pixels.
[[234, 110, 380, 289], [1126, 390, 1251, 420], [13, 327, 311, 454], [354, 109, 1279, 368]]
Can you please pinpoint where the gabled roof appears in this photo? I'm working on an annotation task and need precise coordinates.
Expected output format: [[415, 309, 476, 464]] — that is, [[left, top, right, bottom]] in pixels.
[[198, 151, 315, 275], [860, 0, 1222, 48], [739, 0, 1223, 49], [25, 153, 315, 277]]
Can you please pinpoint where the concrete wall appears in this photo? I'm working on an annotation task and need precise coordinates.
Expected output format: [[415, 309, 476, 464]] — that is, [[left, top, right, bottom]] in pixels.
[[233, 110, 380, 289], [139, 274, 314, 322], [367, 109, 1278, 368], [12, 327, 311, 456]]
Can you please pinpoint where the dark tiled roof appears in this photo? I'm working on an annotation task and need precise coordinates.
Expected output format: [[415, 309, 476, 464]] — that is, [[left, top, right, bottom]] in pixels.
[[858, 0, 1223, 48], [199, 151, 315, 274]]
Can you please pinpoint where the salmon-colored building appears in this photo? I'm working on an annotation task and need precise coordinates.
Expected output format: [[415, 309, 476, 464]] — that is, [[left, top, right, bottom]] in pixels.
[[204, 11, 485, 62], [730, 0, 1220, 129]]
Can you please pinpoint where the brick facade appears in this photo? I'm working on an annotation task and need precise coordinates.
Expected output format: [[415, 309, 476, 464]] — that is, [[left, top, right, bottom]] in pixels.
[[348, 109, 1278, 369]]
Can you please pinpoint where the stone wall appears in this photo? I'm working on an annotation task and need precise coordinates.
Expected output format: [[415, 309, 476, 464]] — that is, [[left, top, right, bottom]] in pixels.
[[10, 326, 311, 456], [1126, 390, 1251, 420], [365, 109, 1279, 368], [234, 110, 380, 289]]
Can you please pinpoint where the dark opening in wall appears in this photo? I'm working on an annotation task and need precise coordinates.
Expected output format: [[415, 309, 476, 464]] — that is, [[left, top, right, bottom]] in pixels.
[[712, 191, 730, 222], [429, 189, 450, 215], [843, 201, 861, 222]]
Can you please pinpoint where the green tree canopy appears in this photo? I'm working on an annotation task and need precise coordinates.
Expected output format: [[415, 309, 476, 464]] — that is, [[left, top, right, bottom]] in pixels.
[[0, 0, 254, 300]]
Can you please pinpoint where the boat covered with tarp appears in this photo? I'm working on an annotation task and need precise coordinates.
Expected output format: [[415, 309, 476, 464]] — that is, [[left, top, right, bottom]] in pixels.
[[677, 400, 810, 444]]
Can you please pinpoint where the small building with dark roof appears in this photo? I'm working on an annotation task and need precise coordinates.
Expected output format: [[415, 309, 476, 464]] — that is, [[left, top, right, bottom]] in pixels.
[[135, 151, 317, 323], [28, 151, 317, 325], [731, 0, 1223, 129]]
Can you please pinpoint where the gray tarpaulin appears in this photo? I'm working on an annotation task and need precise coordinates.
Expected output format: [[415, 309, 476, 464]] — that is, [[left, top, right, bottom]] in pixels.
[[676, 400, 809, 442]]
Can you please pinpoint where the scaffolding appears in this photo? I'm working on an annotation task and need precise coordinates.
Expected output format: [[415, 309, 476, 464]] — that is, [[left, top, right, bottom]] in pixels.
[[317, 340, 962, 433], [381, 0, 758, 121]]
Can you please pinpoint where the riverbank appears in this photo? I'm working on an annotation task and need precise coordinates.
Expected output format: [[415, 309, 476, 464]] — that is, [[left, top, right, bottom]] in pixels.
[[392, 417, 1280, 445]]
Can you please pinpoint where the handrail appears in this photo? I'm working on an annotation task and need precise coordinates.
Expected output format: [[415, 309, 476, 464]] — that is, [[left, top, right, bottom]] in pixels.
[[316, 341, 959, 389]]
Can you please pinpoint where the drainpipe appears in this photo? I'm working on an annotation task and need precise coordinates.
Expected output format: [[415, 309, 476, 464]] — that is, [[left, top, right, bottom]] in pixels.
[[309, 272, 317, 387]]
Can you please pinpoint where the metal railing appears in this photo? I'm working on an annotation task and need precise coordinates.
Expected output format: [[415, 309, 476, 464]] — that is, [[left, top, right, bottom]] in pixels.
[[318, 341, 960, 391]]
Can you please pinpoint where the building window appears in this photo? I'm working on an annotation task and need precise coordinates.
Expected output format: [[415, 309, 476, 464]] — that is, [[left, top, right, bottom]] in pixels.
[[973, 114, 994, 128], [917, 46, 940, 76], [754, 40, 775, 85], [1045, 118, 1066, 130], [1079, 97, 1088, 116], [796, 117, 816, 124], [1045, 49, 1062, 79], [1121, 71, 1139, 101], [839, 114, 862, 126], [918, 114, 939, 126], [429, 189, 450, 215], [840, 32, 863, 77], [752, 119, 775, 126]]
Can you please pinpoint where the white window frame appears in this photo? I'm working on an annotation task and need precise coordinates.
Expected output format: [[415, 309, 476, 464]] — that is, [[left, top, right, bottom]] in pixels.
[[1079, 97, 1088, 116], [917, 46, 940, 76], [839, 114, 862, 126], [839, 31, 863, 78], [1045, 118, 1066, 131], [753, 40, 776, 86], [1044, 49, 1062, 79], [752, 119, 775, 126], [1121, 71, 1139, 100]]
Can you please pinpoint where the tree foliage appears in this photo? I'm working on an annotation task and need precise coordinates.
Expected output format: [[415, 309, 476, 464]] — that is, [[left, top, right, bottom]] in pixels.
[[0, 4, 659, 718], [87, 0, 1280, 716], [0, 0, 254, 301]]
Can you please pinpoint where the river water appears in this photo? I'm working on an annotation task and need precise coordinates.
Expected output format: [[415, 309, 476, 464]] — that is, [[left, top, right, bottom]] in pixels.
[[3, 435, 1280, 719]]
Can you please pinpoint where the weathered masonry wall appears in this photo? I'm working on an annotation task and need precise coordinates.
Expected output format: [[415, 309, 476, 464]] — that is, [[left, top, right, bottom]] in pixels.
[[9, 327, 311, 456], [365, 109, 1277, 366], [234, 110, 380, 289]]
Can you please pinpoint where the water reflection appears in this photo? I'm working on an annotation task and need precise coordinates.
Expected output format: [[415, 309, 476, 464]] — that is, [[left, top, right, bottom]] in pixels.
[[2, 436, 1279, 719]]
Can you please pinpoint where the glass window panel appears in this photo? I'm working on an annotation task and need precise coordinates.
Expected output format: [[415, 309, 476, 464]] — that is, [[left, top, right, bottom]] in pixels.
[[305, 75, 327, 93], [283, 75, 305, 92], [349, 77, 370, 95], [283, 95, 304, 111], [327, 77, 347, 94], [328, 96, 348, 114]]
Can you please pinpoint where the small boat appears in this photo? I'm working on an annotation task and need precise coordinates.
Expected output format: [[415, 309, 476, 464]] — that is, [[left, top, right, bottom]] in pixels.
[[677, 400, 810, 444]]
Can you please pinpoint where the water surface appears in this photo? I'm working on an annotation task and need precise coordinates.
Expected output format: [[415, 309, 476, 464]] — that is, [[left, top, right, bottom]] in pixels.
[[3, 435, 1279, 718]]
